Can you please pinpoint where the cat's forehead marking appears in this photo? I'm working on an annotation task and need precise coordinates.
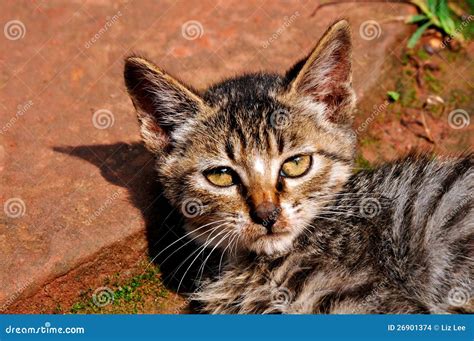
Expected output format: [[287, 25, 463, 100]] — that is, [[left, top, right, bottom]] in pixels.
[[254, 157, 265, 175]]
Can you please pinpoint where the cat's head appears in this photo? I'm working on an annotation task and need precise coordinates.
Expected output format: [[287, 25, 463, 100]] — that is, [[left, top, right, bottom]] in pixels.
[[124, 20, 356, 256]]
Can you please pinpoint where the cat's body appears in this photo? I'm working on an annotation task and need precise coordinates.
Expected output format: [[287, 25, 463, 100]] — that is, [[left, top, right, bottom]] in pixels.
[[193, 155, 473, 314], [124, 20, 473, 314]]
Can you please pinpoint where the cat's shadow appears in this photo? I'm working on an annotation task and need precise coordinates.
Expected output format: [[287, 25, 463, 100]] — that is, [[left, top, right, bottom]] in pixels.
[[54, 142, 217, 295]]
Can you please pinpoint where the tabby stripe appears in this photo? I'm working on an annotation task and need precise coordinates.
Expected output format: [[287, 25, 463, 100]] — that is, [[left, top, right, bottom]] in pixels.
[[229, 112, 247, 150], [225, 141, 235, 161], [408, 159, 471, 286], [398, 164, 425, 261], [278, 136, 285, 154], [439, 198, 473, 232], [235, 126, 247, 149], [264, 130, 272, 151], [316, 150, 351, 163], [418, 157, 473, 252], [422, 157, 472, 228], [285, 260, 319, 296], [447, 233, 474, 271], [267, 256, 286, 272], [313, 282, 375, 314], [403, 299, 431, 314]]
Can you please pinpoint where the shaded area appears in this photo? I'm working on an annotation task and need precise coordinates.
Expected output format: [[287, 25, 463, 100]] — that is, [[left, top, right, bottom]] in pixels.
[[54, 143, 219, 295]]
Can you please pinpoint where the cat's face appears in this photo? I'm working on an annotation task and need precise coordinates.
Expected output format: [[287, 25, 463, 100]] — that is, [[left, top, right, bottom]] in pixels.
[[125, 20, 356, 256]]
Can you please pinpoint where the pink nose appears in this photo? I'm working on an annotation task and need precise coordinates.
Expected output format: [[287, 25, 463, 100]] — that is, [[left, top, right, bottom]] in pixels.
[[250, 201, 280, 231]]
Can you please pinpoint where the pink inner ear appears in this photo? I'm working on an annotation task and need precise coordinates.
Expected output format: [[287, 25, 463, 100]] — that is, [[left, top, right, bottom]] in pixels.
[[138, 115, 171, 153], [315, 94, 344, 124], [297, 37, 351, 96], [297, 35, 353, 125], [328, 47, 351, 83], [150, 123, 170, 148]]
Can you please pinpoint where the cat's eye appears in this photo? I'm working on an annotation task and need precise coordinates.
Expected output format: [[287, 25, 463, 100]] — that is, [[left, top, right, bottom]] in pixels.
[[204, 167, 237, 187], [280, 155, 312, 178]]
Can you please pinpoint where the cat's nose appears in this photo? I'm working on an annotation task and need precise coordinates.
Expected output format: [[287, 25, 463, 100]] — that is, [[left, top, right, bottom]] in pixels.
[[250, 201, 280, 231]]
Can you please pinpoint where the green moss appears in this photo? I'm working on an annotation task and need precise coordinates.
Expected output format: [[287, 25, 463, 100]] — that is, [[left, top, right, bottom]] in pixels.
[[449, 88, 468, 105], [53, 303, 63, 314], [416, 48, 430, 61], [401, 52, 411, 66], [430, 104, 445, 118], [359, 135, 380, 147], [395, 74, 419, 108], [70, 302, 87, 314], [424, 70, 443, 94], [70, 264, 168, 314], [464, 23, 474, 40], [354, 154, 372, 171], [402, 88, 418, 108]]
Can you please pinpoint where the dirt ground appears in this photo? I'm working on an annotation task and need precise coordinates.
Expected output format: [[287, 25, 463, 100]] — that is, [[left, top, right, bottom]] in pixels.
[[1, 1, 472, 314], [354, 34, 473, 165]]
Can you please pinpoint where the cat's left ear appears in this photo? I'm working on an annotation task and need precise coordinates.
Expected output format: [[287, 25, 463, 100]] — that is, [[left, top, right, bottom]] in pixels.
[[285, 19, 355, 126]]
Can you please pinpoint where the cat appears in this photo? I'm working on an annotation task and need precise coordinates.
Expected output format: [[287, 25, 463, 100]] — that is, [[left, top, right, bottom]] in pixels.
[[124, 19, 473, 314]]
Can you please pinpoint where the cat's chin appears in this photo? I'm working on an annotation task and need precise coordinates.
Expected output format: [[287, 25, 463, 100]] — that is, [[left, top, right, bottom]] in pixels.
[[247, 232, 296, 256]]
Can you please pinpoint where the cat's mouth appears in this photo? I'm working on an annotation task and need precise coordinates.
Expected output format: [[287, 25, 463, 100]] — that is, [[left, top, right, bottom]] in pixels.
[[243, 222, 299, 255], [247, 232, 297, 255], [256, 230, 291, 240]]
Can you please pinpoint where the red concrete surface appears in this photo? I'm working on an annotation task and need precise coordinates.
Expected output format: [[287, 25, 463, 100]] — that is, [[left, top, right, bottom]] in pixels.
[[0, 0, 413, 312]]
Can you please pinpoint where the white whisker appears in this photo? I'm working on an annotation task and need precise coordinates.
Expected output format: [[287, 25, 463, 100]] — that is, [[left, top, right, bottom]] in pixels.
[[145, 219, 228, 271], [176, 225, 232, 293]]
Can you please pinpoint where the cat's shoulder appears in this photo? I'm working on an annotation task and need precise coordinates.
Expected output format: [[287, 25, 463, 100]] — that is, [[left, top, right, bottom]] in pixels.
[[356, 152, 473, 177]]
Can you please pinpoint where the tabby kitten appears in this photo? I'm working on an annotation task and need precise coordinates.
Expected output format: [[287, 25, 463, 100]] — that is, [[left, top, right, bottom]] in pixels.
[[124, 20, 473, 314]]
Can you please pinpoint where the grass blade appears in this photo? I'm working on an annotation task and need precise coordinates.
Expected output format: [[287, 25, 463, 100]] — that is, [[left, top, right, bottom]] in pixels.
[[407, 21, 432, 48]]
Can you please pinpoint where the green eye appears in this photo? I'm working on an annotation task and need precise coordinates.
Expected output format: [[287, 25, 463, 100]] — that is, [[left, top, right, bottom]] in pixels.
[[280, 155, 312, 178], [204, 167, 236, 187]]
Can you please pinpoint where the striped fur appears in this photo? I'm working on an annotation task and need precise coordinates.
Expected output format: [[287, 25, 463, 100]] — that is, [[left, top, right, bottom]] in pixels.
[[124, 20, 473, 314], [193, 156, 473, 313]]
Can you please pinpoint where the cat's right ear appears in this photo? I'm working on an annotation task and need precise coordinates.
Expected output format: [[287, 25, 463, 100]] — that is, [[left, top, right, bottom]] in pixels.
[[124, 56, 205, 153]]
